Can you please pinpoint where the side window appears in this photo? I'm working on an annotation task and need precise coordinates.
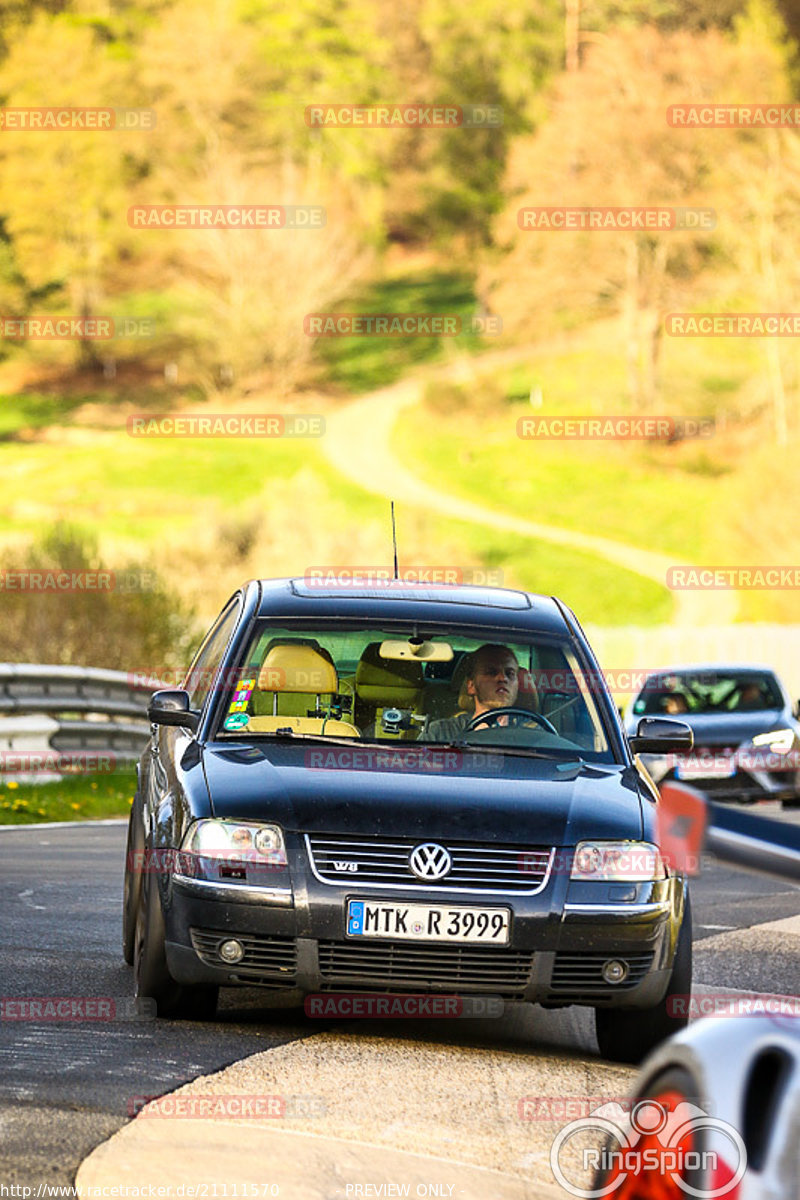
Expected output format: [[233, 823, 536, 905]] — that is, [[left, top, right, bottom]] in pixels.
[[184, 598, 241, 711]]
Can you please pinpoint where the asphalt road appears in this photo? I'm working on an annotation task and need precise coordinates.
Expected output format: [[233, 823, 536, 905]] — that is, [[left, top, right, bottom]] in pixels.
[[1, 811, 798, 1189]]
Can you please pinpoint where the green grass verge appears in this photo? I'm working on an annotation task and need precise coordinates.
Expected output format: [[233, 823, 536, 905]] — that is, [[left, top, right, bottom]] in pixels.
[[0, 769, 136, 825], [309, 270, 489, 392]]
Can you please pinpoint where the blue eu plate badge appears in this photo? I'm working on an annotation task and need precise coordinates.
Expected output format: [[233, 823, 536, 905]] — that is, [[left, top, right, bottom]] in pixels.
[[347, 900, 364, 935]]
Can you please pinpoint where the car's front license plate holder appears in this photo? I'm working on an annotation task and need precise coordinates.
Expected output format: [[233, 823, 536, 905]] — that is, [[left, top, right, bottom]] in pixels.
[[676, 755, 736, 780], [346, 899, 510, 944]]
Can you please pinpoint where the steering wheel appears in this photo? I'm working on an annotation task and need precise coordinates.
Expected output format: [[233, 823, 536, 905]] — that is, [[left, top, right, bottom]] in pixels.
[[465, 706, 558, 735]]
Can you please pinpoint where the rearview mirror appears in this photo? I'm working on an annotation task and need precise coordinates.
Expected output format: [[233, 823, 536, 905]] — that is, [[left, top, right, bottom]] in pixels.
[[379, 639, 454, 662], [147, 689, 200, 732], [629, 717, 693, 755]]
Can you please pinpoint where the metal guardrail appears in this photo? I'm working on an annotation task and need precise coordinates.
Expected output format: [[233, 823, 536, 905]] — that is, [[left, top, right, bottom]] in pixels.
[[0, 664, 162, 766]]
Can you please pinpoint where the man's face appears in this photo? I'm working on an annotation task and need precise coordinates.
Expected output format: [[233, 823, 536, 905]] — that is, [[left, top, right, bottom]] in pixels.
[[467, 650, 519, 716]]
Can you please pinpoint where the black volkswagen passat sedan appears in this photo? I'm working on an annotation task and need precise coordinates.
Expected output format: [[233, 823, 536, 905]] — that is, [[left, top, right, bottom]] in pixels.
[[123, 578, 693, 1062], [625, 665, 800, 808]]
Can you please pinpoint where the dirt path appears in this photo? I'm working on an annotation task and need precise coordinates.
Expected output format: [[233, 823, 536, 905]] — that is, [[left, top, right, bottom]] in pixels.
[[322, 350, 738, 626]]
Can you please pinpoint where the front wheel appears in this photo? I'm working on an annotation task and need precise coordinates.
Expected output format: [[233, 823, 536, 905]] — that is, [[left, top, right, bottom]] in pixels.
[[122, 794, 145, 965], [595, 892, 692, 1064], [134, 867, 218, 1020]]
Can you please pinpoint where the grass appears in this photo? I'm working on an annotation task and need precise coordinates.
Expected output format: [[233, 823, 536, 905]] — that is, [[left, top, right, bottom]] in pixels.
[[309, 269, 491, 392], [0, 280, 789, 625], [0, 769, 136, 825], [392, 337, 754, 567]]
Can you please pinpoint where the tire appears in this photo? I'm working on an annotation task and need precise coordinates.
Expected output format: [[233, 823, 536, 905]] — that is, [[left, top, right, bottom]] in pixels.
[[595, 892, 692, 1065], [134, 867, 218, 1020], [593, 1066, 708, 1198], [122, 794, 144, 965]]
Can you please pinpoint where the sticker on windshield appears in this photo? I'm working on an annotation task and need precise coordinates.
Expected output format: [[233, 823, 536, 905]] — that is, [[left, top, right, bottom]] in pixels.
[[224, 712, 249, 731], [228, 677, 255, 713]]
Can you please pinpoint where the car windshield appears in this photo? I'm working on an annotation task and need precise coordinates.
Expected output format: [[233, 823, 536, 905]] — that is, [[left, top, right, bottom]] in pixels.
[[213, 622, 615, 762], [632, 669, 783, 716]]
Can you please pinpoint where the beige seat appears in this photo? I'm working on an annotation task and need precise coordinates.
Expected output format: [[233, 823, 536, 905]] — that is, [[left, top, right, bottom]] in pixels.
[[354, 643, 424, 739], [248, 641, 359, 737]]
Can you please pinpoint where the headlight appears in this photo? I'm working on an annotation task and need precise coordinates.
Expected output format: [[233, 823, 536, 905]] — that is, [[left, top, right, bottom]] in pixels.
[[571, 840, 666, 881], [751, 728, 795, 754], [181, 820, 287, 864]]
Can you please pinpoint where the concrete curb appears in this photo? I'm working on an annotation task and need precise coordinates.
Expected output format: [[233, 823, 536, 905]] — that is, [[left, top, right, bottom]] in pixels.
[[76, 1118, 568, 1200], [0, 817, 127, 832]]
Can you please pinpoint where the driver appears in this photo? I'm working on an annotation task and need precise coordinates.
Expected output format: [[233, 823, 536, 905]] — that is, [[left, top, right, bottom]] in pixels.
[[425, 644, 521, 741]]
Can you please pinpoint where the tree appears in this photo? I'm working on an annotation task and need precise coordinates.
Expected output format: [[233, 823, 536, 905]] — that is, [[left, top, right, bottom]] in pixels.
[[482, 25, 752, 409], [0, 12, 147, 365]]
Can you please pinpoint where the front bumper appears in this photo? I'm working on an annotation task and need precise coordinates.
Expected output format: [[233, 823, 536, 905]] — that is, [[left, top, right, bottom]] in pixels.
[[161, 844, 684, 1011], [646, 755, 800, 804]]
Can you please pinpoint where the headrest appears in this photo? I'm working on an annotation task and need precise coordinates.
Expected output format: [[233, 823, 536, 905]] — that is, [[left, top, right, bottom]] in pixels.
[[355, 643, 423, 704], [257, 643, 338, 694]]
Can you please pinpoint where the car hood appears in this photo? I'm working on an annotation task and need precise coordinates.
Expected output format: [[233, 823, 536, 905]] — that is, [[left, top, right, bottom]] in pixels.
[[644, 709, 789, 747], [202, 742, 644, 845]]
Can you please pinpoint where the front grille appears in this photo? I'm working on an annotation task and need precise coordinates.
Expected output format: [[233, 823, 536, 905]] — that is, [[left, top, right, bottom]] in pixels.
[[549, 951, 653, 998], [190, 928, 297, 985], [306, 834, 553, 894], [318, 939, 534, 998]]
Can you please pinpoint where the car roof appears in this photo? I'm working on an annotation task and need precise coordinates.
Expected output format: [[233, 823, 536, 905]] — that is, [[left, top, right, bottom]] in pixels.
[[249, 577, 572, 635], [639, 664, 780, 678]]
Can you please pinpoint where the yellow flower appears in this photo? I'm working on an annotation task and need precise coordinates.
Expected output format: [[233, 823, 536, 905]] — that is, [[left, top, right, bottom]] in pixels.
[[7, 780, 19, 790], [70, 802, 81, 811]]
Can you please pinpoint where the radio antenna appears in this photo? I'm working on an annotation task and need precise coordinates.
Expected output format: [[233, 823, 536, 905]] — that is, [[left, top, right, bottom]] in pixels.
[[391, 501, 399, 581]]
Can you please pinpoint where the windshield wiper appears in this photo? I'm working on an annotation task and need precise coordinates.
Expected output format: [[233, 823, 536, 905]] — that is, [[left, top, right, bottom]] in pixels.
[[427, 739, 583, 763], [221, 730, 364, 749]]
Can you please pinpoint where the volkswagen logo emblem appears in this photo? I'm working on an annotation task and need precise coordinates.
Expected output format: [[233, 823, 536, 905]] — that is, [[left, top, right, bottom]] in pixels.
[[409, 842, 452, 881]]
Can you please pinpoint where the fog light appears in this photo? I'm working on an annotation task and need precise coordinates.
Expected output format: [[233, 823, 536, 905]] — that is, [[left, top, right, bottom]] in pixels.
[[219, 938, 245, 964], [602, 959, 628, 984]]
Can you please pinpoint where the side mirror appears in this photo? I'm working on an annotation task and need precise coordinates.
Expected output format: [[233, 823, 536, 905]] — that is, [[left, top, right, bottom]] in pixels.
[[147, 689, 200, 732], [629, 717, 693, 756]]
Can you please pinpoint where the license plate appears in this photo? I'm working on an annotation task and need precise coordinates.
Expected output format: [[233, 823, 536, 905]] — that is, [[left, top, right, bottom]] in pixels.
[[346, 899, 510, 945], [676, 755, 736, 780]]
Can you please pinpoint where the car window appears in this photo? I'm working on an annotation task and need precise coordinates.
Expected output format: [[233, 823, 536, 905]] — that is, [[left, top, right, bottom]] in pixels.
[[632, 670, 783, 716], [216, 622, 615, 762], [184, 597, 241, 711]]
